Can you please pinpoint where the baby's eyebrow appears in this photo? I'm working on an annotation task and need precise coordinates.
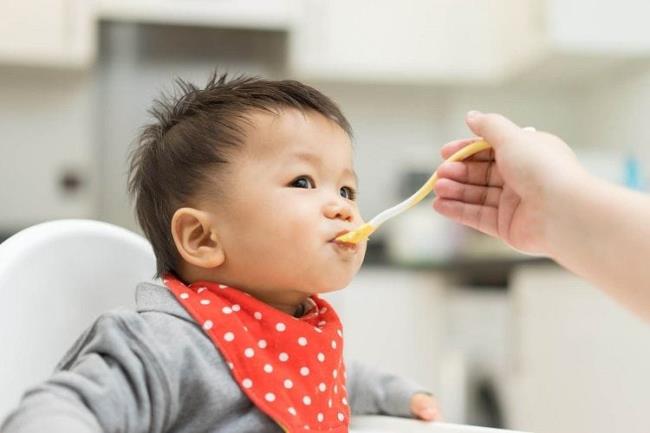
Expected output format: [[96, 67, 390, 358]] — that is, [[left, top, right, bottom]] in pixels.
[[343, 168, 358, 185], [292, 152, 322, 167]]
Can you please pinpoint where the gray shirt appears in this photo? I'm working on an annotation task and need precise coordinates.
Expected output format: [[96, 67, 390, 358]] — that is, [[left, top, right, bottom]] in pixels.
[[2, 282, 427, 433]]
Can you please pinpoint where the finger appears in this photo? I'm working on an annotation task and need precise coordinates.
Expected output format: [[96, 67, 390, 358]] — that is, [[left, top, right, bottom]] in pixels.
[[436, 161, 504, 187], [434, 178, 502, 207], [465, 111, 523, 150], [411, 397, 442, 422], [432, 198, 498, 237], [415, 406, 442, 422], [440, 137, 494, 161]]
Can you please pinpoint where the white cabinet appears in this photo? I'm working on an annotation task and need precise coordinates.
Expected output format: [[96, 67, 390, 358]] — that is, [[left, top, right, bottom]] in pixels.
[[0, 0, 95, 67], [505, 265, 650, 433], [290, 0, 650, 84], [324, 268, 449, 400], [0, 70, 97, 229], [97, 0, 295, 31], [289, 0, 543, 84], [546, 0, 650, 54]]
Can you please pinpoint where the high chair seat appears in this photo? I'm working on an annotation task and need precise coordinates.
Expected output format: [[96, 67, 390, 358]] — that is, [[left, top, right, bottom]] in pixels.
[[0, 219, 156, 419], [0, 219, 526, 433]]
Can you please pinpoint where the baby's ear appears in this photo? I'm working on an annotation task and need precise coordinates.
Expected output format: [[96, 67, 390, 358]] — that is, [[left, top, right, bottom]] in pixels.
[[171, 207, 225, 269]]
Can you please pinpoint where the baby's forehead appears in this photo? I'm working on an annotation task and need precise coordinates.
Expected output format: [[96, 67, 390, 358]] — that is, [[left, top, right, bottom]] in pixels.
[[239, 108, 353, 160]]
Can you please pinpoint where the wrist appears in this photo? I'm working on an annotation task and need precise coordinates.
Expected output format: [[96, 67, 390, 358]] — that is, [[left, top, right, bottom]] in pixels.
[[542, 167, 598, 259]]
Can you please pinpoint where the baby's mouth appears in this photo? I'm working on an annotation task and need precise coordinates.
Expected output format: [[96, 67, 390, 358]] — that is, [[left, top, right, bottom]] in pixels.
[[330, 231, 358, 251]]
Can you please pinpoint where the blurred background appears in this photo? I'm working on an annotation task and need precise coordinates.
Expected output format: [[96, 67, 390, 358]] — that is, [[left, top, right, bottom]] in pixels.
[[2, 1, 650, 432]]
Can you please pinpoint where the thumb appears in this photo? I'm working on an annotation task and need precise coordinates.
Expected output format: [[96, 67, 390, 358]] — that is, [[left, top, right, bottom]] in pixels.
[[465, 111, 522, 149]]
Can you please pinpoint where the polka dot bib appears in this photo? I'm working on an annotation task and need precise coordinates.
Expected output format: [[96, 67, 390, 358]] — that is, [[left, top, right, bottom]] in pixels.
[[164, 275, 350, 433]]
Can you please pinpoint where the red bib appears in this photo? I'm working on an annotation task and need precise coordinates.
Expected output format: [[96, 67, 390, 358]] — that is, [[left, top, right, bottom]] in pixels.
[[164, 275, 350, 433]]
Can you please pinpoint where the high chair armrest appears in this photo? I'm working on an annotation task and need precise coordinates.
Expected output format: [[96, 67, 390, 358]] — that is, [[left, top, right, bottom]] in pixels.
[[350, 416, 530, 433]]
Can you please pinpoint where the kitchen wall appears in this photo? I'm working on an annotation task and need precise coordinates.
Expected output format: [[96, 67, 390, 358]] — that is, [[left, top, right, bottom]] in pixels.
[[2, 9, 650, 433]]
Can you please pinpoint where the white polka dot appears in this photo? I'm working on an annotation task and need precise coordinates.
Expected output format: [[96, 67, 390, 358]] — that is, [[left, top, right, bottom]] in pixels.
[[163, 278, 169, 284], [254, 311, 262, 320], [328, 398, 332, 408], [279, 352, 289, 362], [258, 339, 268, 349], [331, 340, 337, 349], [314, 327, 322, 333], [222, 306, 233, 314], [288, 407, 297, 416], [303, 395, 311, 405], [202, 320, 213, 330], [318, 320, 326, 327], [243, 326, 248, 332], [242, 378, 253, 388], [304, 426, 310, 430], [300, 367, 310, 376], [342, 397, 348, 406], [317, 413, 324, 422], [263, 363, 273, 373], [284, 379, 293, 389], [180, 292, 189, 299], [320, 307, 328, 314], [244, 347, 255, 358], [232, 304, 241, 312], [318, 382, 326, 392], [337, 329, 343, 337], [197, 286, 207, 293], [298, 337, 308, 346], [224, 332, 235, 342], [275, 322, 286, 332], [338, 412, 345, 421], [227, 362, 234, 370], [200, 299, 210, 305], [218, 284, 227, 289], [334, 385, 338, 394], [332, 369, 338, 378], [317, 353, 325, 362], [265, 392, 276, 402]]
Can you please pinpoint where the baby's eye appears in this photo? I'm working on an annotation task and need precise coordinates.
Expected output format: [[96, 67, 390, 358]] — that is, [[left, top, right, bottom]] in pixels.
[[340, 186, 356, 200], [290, 176, 315, 189]]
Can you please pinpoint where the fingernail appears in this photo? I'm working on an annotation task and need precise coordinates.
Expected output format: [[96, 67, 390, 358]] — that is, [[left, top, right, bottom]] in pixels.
[[466, 110, 482, 119]]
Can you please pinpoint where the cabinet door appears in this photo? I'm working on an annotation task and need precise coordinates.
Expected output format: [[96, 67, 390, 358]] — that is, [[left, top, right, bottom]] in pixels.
[[547, 0, 650, 53], [290, 0, 541, 83], [0, 70, 96, 229], [506, 265, 650, 433], [0, 0, 95, 67]]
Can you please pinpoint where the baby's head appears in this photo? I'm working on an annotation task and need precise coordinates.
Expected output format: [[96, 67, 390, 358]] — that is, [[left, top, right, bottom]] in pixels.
[[128, 73, 366, 308]]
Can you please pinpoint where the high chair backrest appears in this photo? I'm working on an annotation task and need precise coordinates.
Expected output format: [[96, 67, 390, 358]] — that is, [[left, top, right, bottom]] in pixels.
[[0, 219, 156, 419]]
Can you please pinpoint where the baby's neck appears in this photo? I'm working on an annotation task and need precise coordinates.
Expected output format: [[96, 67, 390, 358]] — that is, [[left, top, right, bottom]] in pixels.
[[177, 266, 312, 317]]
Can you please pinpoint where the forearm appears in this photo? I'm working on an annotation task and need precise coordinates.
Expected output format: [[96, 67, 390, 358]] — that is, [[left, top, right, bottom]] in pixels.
[[1, 384, 102, 433], [546, 173, 650, 319], [346, 360, 425, 417]]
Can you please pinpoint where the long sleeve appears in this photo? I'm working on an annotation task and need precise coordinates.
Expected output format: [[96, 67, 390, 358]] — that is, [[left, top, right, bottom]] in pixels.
[[1, 310, 176, 433], [345, 360, 429, 418]]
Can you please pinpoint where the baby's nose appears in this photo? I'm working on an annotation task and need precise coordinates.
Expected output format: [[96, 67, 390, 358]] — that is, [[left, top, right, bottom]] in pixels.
[[324, 200, 353, 221]]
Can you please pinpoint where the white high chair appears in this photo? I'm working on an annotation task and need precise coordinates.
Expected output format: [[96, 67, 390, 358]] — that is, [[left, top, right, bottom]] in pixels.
[[0, 219, 526, 433]]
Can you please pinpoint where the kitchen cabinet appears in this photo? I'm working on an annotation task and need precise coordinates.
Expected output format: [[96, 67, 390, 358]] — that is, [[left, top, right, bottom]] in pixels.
[[290, 0, 650, 84], [97, 0, 295, 31], [289, 0, 543, 84], [0, 0, 95, 67], [546, 0, 650, 54], [504, 265, 650, 433], [0, 69, 97, 230]]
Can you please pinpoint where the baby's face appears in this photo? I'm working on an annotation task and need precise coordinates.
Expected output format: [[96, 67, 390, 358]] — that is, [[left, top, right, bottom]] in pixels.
[[202, 109, 366, 298]]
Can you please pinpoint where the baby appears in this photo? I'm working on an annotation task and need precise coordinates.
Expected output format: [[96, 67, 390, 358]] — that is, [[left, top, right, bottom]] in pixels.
[[2, 73, 440, 433]]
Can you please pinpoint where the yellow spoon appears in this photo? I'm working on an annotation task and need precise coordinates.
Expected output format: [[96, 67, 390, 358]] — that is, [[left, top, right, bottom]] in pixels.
[[336, 139, 491, 244]]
